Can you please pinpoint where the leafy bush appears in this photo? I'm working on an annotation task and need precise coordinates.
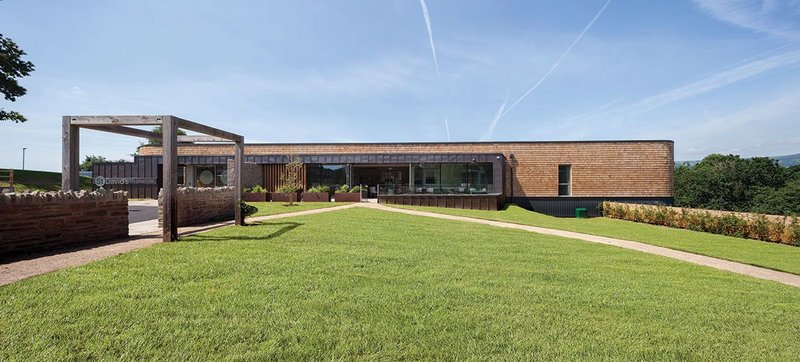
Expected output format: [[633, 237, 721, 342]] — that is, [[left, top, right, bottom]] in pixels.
[[336, 184, 349, 193], [602, 202, 799, 246], [349, 185, 361, 193], [307, 185, 332, 193], [240, 201, 258, 218], [245, 184, 266, 193]]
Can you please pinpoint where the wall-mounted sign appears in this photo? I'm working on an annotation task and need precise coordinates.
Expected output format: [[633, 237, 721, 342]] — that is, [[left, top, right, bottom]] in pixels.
[[94, 176, 157, 187]]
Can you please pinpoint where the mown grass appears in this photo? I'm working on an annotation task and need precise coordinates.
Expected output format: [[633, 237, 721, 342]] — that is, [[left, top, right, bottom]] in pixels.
[[0, 169, 92, 192], [247, 201, 349, 217], [2, 208, 799, 360], [388, 204, 800, 275]]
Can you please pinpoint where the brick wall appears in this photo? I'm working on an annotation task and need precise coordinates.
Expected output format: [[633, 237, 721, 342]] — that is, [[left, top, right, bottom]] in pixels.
[[158, 187, 235, 227], [0, 190, 128, 256], [140, 141, 674, 198], [225, 161, 264, 189]]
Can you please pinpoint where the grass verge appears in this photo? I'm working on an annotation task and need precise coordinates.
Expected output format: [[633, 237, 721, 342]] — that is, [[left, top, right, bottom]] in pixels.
[[247, 201, 349, 217], [0, 169, 92, 192], [387, 204, 800, 275], [2, 208, 799, 359]]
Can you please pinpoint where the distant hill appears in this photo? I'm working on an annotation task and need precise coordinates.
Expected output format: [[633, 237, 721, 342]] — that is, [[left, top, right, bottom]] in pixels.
[[677, 153, 800, 167], [0, 169, 92, 192], [772, 153, 800, 167]]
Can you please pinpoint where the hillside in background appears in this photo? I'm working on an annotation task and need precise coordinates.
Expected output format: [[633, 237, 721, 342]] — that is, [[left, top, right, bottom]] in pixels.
[[772, 153, 800, 167], [678, 153, 800, 167], [0, 169, 92, 192]]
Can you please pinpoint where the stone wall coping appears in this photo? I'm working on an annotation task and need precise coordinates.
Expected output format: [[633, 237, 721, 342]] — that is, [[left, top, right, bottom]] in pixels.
[[0, 189, 127, 206], [158, 186, 235, 198]]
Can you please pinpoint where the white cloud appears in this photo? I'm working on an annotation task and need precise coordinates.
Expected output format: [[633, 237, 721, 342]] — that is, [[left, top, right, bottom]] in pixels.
[[563, 48, 800, 126], [694, 0, 800, 41]]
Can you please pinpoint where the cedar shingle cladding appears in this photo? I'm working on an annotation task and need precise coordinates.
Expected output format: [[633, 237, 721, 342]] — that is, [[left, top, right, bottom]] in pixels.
[[139, 141, 674, 198]]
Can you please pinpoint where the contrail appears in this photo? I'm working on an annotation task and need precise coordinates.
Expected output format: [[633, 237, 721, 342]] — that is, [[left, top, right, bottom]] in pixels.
[[444, 117, 450, 141], [419, 0, 440, 75], [480, 92, 510, 141], [482, 0, 612, 140]]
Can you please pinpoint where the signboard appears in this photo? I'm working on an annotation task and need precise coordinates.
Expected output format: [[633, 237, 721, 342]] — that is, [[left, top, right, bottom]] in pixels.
[[94, 176, 157, 187]]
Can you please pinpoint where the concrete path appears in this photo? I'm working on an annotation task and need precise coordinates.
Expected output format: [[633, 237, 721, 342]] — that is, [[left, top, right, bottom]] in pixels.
[[0, 203, 357, 286], [128, 200, 158, 224], [363, 203, 800, 289]]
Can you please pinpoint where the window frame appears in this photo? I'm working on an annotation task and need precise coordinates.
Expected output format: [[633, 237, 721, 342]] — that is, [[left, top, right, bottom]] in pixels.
[[558, 164, 571, 197]]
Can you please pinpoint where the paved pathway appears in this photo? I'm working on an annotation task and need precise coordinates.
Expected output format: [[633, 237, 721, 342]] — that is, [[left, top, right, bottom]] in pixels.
[[362, 203, 800, 289]]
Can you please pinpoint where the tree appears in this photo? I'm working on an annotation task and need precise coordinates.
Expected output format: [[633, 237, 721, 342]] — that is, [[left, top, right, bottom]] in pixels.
[[0, 33, 35, 123], [674, 154, 787, 211], [144, 125, 187, 145], [131, 126, 188, 156], [277, 155, 304, 206], [80, 155, 127, 171]]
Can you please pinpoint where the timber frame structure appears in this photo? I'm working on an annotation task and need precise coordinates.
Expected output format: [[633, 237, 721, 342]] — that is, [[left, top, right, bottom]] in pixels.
[[61, 115, 245, 242]]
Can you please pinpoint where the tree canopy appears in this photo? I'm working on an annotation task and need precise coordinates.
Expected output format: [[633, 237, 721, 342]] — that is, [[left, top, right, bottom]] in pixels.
[[675, 154, 800, 215], [80, 155, 128, 171], [0, 33, 35, 123]]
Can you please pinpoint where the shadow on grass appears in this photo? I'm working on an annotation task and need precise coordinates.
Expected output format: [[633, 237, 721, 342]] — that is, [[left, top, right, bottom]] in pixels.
[[183, 221, 304, 243]]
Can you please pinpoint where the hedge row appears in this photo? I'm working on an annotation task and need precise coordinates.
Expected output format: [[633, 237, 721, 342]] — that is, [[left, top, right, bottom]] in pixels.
[[601, 202, 800, 246]]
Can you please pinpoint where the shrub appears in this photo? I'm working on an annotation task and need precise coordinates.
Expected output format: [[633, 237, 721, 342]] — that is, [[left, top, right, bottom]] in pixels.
[[788, 217, 800, 246], [240, 201, 258, 218], [349, 185, 361, 193], [245, 184, 266, 193], [307, 185, 333, 194], [602, 202, 798, 246], [336, 184, 349, 193]]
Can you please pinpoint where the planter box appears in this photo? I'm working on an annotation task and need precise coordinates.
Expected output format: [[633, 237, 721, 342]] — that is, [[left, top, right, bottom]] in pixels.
[[301, 192, 331, 202], [243, 192, 268, 202], [270, 192, 299, 203], [334, 192, 361, 202]]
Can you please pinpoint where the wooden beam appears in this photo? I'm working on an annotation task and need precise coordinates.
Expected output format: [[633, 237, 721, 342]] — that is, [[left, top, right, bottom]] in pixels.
[[174, 117, 243, 142], [177, 135, 233, 143], [61, 116, 80, 191], [81, 125, 160, 139], [234, 141, 244, 226], [69, 115, 165, 126], [162, 116, 179, 242]]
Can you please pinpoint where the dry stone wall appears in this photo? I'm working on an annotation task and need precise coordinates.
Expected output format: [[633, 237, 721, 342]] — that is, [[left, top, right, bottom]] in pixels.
[[158, 187, 235, 227], [0, 190, 128, 256]]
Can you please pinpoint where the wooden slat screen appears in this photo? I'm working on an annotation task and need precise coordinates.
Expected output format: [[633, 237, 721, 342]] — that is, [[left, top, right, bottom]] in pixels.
[[264, 164, 307, 192]]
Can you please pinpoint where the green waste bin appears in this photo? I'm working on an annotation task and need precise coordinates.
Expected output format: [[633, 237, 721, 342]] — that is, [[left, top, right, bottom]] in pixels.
[[575, 208, 588, 219]]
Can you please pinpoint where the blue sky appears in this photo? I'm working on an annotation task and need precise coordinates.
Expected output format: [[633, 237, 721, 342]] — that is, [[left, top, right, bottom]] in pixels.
[[2, 0, 800, 171]]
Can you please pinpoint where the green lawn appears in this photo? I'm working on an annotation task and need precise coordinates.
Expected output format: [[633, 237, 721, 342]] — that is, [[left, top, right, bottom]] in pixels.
[[2, 208, 800, 360], [247, 201, 349, 217], [388, 204, 800, 275], [0, 169, 92, 192]]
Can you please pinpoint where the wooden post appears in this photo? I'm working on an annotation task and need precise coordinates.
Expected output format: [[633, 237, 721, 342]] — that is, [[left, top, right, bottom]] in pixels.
[[162, 116, 178, 241], [234, 141, 244, 226], [61, 116, 80, 191]]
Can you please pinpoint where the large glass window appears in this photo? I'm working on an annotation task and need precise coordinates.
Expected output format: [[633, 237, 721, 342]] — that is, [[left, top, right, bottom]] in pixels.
[[558, 164, 571, 196], [307, 164, 348, 189], [411, 163, 494, 194]]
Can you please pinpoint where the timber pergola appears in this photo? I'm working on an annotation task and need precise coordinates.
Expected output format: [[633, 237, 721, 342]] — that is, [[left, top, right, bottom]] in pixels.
[[61, 115, 245, 242]]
